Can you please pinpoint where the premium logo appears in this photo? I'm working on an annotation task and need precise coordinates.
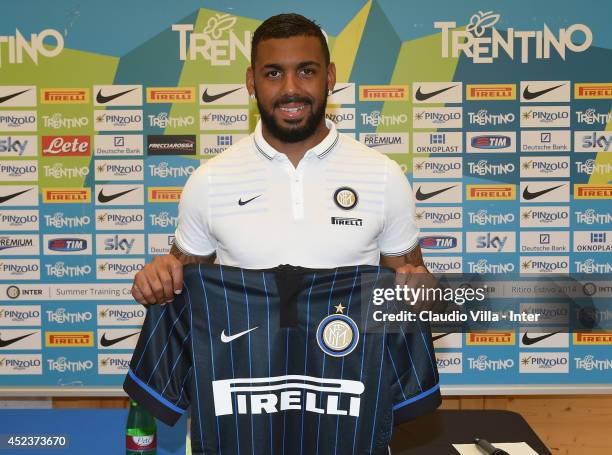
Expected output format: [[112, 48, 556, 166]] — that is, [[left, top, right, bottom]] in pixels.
[[413, 107, 462, 129], [42, 113, 89, 130], [41, 88, 89, 104], [94, 110, 143, 131], [574, 83, 612, 99], [95, 185, 144, 205], [42, 188, 91, 203], [467, 185, 515, 200], [520, 81, 570, 102], [146, 87, 195, 103], [45, 331, 93, 347], [148, 187, 182, 202], [412, 132, 462, 154], [435, 12, 591, 63], [466, 84, 515, 100], [0, 211, 39, 231], [94, 135, 144, 156], [0, 135, 37, 156], [200, 109, 249, 130], [0, 86, 36, 106], [412, 82, 462, 103], [467, 332, 515, 345], [173, 14, 251, 66], [574, 184, 612, 199], [0, 235, 38, 254], [520, 106, 570, 128], [94, 85, 142, 106], [574, 355, 612, 371], [42, 136, 91, 156], [211, 374, 364, 416], [96, 209, 145, 231], [359, 85, 408, 101], [520, 157, 570, 178], [521, 182, 569, 202], [358, 133, 409, 154], [466, 132, 515, 153], [467, 109, 515, 126], [0, 111, 37, 131]]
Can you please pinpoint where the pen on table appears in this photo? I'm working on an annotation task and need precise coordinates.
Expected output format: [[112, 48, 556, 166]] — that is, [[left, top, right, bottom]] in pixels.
[[474, 438, 510, 455]]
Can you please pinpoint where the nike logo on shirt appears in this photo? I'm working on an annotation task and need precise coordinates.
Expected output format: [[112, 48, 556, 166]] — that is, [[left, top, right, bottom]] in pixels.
[[238, 195, 261, 206], [220, 326, 259, 343]]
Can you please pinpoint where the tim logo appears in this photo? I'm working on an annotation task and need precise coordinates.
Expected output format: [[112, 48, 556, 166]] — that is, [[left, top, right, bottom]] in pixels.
[[471, 135, 509, 149], [211, 375, 364, 417]]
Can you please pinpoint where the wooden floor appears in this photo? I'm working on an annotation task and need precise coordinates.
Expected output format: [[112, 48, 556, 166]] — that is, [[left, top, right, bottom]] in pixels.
[[52, 395, 612, 454]]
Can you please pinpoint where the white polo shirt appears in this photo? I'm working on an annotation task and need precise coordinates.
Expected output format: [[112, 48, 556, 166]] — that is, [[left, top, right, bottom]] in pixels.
[[174, 119, 419, 268]]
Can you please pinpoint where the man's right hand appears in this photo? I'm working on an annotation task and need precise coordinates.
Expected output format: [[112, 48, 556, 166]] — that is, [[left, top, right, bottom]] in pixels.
[[132, 254, 184, 306]]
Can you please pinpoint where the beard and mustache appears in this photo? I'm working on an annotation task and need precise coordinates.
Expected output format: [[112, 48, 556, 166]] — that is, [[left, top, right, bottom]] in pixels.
[[254, 89, 328, 143]]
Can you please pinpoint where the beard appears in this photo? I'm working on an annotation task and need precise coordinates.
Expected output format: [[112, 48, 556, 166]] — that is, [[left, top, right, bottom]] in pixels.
[[256, 90, 327, 143]]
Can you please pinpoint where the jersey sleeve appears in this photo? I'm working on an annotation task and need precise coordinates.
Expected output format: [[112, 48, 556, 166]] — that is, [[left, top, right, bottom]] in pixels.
[[378, 159, 420, 256], [173, 163, 217, 256], [386, 322, 441, 424], [123, 294, 193, 426]]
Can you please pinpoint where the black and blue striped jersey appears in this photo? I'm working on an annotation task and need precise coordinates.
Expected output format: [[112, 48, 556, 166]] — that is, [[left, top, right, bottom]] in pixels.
[[123, 264, 440, 455]]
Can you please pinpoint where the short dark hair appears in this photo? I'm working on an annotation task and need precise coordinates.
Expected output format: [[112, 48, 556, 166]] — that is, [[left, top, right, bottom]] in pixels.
[[251, 13, 330, 67]]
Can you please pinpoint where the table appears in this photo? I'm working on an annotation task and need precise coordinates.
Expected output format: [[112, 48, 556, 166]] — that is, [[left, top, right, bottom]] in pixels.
[[0, 409, 186, 454], [390, 410, 551, 454]]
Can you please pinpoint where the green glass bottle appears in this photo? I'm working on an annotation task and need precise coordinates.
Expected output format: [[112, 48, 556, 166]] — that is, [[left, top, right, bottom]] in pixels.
[[126, 399, 157, 454]]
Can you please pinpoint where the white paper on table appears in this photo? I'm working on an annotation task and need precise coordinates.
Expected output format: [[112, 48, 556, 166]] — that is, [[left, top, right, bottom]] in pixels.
[[452, 442, 540, 455]]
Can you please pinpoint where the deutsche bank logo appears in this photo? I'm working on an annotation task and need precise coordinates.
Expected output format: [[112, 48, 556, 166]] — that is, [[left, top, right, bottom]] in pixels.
[[211, 375, 364, 417]]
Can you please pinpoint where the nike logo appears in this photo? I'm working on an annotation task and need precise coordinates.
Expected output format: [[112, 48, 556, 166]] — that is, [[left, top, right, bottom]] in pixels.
[[0, 188, 32, 204], [97, 188, 137, 203], [331, 85, 350, 95], [202, 87, 242, 103], [522, 84, 565, 100], [238, 195, 261, 206], [0, 89, 31, 104], [521, 331, 560, 346], [415, 185, 456, 201], [220, 326, 259, 343], [96, 88, 137, 104], [522, 184, 564, 201], [432, 333, 452, 342], [100, 331, 139, 347], [0, 332, 36, 348], [415, 85, 456, 101]]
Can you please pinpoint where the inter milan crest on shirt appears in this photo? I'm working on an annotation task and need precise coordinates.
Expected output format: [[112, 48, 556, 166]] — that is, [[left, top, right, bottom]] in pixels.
[[334, 187, 358, 210], [316, 303, 359, 357]]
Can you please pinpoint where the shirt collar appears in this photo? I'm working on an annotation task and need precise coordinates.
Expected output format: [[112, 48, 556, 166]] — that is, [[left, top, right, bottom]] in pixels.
[[253, 118, 339, 161]]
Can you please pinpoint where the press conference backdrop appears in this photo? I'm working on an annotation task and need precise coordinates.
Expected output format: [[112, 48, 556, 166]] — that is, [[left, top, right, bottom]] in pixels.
[[0, 0, 610, 394]]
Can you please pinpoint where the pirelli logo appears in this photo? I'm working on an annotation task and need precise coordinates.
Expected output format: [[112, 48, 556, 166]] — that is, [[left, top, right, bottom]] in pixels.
[[467, 332, 515, 345], [146, 87, 195, 103], [574, 184, 612, 199], [574, 83, 612, 99], [573, 333, 612, 344], [43, 188, 91, 203], [45, 331, 94, 347], [148, 187, 182, 202], [359, 85, 408, 101], [467, 185, 516, 200], [466, 84, 516, 100], [41, 88, 89, 104], [331, 217, 363, 226]]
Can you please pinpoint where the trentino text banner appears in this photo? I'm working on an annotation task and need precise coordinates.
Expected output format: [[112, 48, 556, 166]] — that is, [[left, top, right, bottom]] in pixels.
[[0, 0, 610, 393]]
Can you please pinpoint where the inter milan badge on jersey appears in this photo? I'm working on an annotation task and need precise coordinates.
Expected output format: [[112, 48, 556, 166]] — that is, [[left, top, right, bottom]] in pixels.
[[333, 187, 358, 210], [316, 303, 359, 357]]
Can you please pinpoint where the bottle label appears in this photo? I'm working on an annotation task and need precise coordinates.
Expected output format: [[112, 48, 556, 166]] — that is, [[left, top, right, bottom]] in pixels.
[[126, 434, 156, 451]]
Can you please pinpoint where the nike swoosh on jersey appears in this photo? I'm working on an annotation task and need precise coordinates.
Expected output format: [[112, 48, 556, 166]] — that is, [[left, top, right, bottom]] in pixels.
[[522, 184, 564, 200], [0, 188, 32, 204], [220, 326, 259, 343], [414, 85, 456, 101], [100, 332, 140, 347], [201, 87, 242, 103], [96, 88, 137, 104], [238, 195, 261, 206], [0, 89, 31, 104], [521, 331, 560, 345], [97, 188, 137, 203], [415, 185, 456, 201], [522, 84, 565, 100], [0, 332, 36, 348]]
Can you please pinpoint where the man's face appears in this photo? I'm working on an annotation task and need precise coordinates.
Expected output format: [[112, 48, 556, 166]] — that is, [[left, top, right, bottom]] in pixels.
[[248, 35, 335, 143]]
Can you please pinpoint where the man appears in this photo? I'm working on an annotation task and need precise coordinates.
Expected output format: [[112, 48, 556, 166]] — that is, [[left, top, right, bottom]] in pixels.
[[132, 13, 428, 307]]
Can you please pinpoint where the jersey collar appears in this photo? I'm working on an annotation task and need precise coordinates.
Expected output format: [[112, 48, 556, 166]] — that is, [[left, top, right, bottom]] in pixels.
[[253, 119, 339, 161]]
